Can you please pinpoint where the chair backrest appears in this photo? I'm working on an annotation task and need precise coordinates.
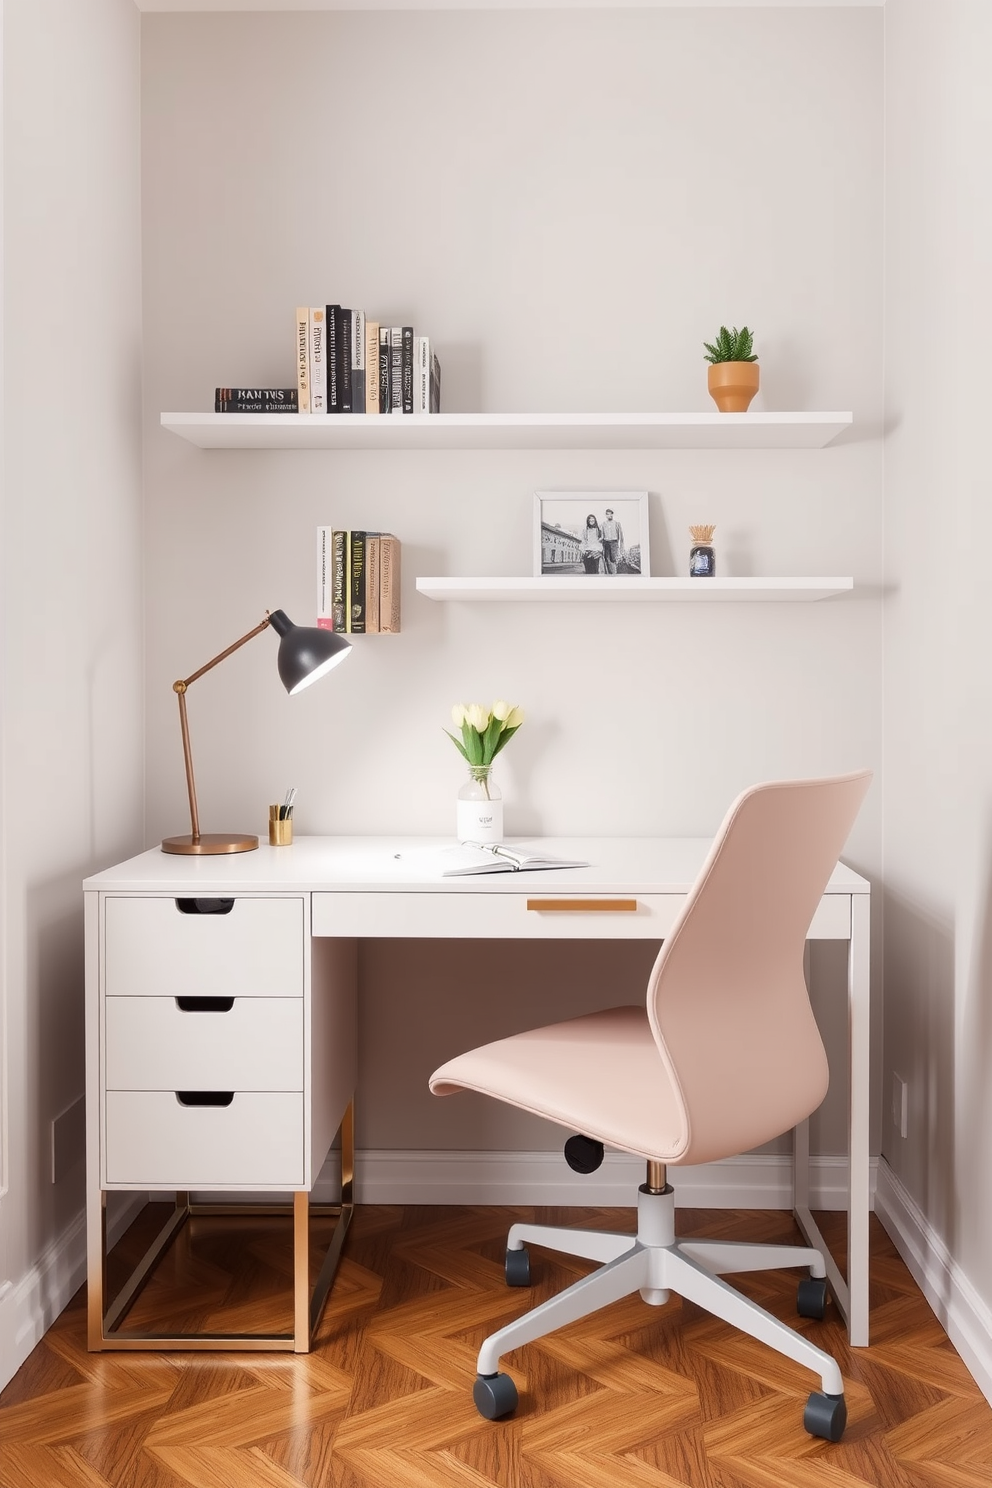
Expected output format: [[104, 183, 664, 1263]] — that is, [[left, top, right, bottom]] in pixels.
[[646, 771, 871, 1167]]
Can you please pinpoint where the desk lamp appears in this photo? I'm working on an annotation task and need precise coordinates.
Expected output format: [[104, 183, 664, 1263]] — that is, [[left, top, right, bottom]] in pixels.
[[161, 608, 350, 855]]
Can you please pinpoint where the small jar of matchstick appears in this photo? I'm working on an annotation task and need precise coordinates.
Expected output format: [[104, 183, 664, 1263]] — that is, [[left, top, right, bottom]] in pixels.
[[689, 525, 716, 577]]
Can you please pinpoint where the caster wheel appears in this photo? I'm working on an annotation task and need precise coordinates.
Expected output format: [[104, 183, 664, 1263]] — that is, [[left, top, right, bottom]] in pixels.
[[797, 1275, 829, 1320], [803, 1390, 847, 1442], [505, 1246, 531, 1287], [473, 1372, 519, 1420]]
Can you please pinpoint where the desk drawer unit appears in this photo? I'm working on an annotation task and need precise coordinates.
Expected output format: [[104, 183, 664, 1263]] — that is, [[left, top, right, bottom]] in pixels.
[[104, 1090, 304, 1188], [103, 895, 304, 999], [100, 894, 310, 1191]]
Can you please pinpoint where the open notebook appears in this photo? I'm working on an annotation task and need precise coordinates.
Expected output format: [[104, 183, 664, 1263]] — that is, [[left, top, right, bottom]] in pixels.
[[440, 842, 590, 877]]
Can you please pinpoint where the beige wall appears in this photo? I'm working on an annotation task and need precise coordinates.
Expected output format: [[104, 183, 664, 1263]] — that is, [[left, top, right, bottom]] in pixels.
[[0, 0, 144, 1388], [141, 6, 884, 1156], [882, 0, 992, 1344]]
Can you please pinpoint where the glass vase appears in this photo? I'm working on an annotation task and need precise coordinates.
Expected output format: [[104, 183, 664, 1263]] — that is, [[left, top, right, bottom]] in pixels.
[[457, 764, 503, 844]]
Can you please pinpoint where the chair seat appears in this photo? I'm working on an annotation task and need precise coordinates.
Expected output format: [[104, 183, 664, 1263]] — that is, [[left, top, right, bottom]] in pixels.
[[430, 1005, 691, 1163]]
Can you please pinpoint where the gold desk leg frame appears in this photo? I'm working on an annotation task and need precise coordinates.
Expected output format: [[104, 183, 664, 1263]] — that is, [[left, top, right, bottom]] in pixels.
[[88, 1101, 355, 1353]]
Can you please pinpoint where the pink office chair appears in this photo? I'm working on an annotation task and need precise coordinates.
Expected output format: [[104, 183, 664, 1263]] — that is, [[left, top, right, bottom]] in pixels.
[[430, 771, 872, 1443]]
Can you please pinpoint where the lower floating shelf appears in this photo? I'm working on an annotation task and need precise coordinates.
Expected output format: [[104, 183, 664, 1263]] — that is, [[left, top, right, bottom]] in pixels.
[[416, 577, 853, 603]]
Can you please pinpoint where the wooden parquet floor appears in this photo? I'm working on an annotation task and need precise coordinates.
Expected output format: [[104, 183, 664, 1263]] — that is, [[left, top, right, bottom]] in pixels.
[[1, 1202, 990, 1488]]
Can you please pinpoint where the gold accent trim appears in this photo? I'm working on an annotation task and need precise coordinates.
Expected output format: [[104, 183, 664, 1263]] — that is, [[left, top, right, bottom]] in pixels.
[[525, 898, 639, 913], [89, 1100, 355, 1353]]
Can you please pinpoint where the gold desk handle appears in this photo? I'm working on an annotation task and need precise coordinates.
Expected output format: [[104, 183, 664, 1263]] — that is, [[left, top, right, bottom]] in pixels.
[[526, 898, 638, 913]]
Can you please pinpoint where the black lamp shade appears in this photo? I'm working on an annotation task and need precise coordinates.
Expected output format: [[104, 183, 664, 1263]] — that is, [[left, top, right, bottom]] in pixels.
[[268, 609, 351, 695]]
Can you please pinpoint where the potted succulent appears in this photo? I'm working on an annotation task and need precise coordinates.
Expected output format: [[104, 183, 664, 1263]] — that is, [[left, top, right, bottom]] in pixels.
[[703, 325, 759, 413]]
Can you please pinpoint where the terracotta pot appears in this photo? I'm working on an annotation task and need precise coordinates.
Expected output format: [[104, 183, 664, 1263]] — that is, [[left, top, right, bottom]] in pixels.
[[707, 361, 760, 413]]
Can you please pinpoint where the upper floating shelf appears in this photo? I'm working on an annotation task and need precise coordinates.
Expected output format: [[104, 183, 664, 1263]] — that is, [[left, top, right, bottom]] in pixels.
[[161, 411, 853, 452]]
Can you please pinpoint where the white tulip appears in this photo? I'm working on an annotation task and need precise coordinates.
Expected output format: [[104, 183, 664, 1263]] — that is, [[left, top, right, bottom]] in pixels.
[[492, 699, 511, 722], [451, 703, 467, 728], [505, 706, 525, 729], [466, 703, 490, 732]]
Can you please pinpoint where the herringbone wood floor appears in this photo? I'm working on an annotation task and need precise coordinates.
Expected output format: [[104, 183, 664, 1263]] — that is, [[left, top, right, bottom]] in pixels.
[[1, 1202, 990, 1487]]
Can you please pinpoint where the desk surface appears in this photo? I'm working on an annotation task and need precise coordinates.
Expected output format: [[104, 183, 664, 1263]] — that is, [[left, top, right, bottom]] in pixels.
[[84, 836, 870, 897]]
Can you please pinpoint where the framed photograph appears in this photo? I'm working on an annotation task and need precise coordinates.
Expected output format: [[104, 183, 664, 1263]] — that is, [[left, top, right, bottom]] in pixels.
[[533, 491, 650, 578]]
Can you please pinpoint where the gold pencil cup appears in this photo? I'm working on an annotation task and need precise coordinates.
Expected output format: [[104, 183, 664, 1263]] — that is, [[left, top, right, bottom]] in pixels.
[[269, 806, 293, 846]]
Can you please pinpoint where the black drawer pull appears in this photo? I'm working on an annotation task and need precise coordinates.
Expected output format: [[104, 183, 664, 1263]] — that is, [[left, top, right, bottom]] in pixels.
[[176, 1091, 234, 1108], [175, 898, 235, 916], [175, 996, 235, 1013]]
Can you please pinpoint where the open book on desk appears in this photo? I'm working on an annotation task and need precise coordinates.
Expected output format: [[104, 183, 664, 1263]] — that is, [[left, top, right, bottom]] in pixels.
[[441, 842, 591, 877]]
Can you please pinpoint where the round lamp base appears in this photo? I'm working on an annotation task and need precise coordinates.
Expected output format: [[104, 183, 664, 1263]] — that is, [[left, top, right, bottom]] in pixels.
[[161, 833, 259, 855]]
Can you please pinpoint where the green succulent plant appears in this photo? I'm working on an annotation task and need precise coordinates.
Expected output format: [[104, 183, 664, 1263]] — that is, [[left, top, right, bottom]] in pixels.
[[703, 325, 757, 364]]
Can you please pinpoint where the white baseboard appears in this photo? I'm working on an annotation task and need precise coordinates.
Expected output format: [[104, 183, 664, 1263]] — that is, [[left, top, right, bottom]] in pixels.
[[875, 1157, 992, 1406], [313, 1148, 876, 1210], [0, 1194, 146, 1396]]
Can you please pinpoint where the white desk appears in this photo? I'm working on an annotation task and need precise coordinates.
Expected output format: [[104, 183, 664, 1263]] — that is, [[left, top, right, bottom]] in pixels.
[[84, 835, 871, 1350]]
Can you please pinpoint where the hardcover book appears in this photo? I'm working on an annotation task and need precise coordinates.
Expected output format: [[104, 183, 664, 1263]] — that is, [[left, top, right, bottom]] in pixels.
[[430, 349, 441, 414], [365, 320, 380, 413], [401, 326, 414, 414], [379, 533, 401, 633], [379, 327, 391, 413], [414, 337, 431, 414], [389, 328, 404, 413], [326, 305, 341, 412], [309, 307, 327, 414], [340, 308, 353, 413], [331, 529, 348, 631], [365, 534, 381, 633], [214, 387, 298, 413], [351, 308, 366, 414], [349, 529, 366, 633], [317, 525, 334, 629], [295, 306, 311, 413]]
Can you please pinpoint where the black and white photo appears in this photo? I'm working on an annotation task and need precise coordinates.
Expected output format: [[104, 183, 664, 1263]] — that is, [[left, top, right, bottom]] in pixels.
[[533, 491, 650, 578]]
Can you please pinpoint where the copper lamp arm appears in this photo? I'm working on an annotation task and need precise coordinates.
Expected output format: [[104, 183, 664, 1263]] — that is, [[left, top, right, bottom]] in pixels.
[[172, 615, 271, 844]]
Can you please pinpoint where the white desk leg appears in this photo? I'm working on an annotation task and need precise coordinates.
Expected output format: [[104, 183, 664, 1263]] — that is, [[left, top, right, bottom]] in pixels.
[[847, 891, 871, 1347], [793, 898, 871, 1347]]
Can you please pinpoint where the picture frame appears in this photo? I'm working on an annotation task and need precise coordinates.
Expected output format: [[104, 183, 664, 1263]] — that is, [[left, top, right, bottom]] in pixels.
[[533, 491, 650, 578]]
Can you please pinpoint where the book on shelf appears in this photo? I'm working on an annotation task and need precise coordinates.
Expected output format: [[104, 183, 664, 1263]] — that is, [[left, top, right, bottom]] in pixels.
[[348, 528, 366, 632], [429, 843, 590, 877], [295, 306, 311, 413], [326, 305, 341, 412], [339, 308, 353, 413], [317, 525, 334, 629], [379, 533, 401, 632], [351, 308, 366, 414], [401, 326, 414, 414], [331, 529, 347, 630], [414, 337, 441, 414], [365, 320, 380, 414], [379, 327, 391, 414], [309, 308, 327, 414], [317, 528, 401, 633], [389, 328, 404, 413], [365, 534, 381, 633], [214, 387, 299, 413]]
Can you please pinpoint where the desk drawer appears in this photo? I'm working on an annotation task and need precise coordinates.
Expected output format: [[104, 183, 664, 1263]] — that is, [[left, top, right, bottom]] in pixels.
[[104, 896, 304, 999], [105, 996, 303, 1092], [312, 891, 681, 940], [104, 1090, 304, 1188]]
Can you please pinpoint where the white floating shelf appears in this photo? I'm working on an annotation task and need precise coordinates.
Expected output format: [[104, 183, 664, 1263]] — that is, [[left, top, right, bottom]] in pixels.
[[161, 410, 852, 451], [415, 577, 854, 603]]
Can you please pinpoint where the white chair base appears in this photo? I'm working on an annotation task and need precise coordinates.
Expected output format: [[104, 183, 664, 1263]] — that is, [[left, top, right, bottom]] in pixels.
[[474, 1182, 847, 1441]]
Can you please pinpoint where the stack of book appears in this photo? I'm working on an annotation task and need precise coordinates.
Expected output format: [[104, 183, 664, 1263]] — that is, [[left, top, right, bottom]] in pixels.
[[317, 528, 401, 635], [297, 307, 441, 415]]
